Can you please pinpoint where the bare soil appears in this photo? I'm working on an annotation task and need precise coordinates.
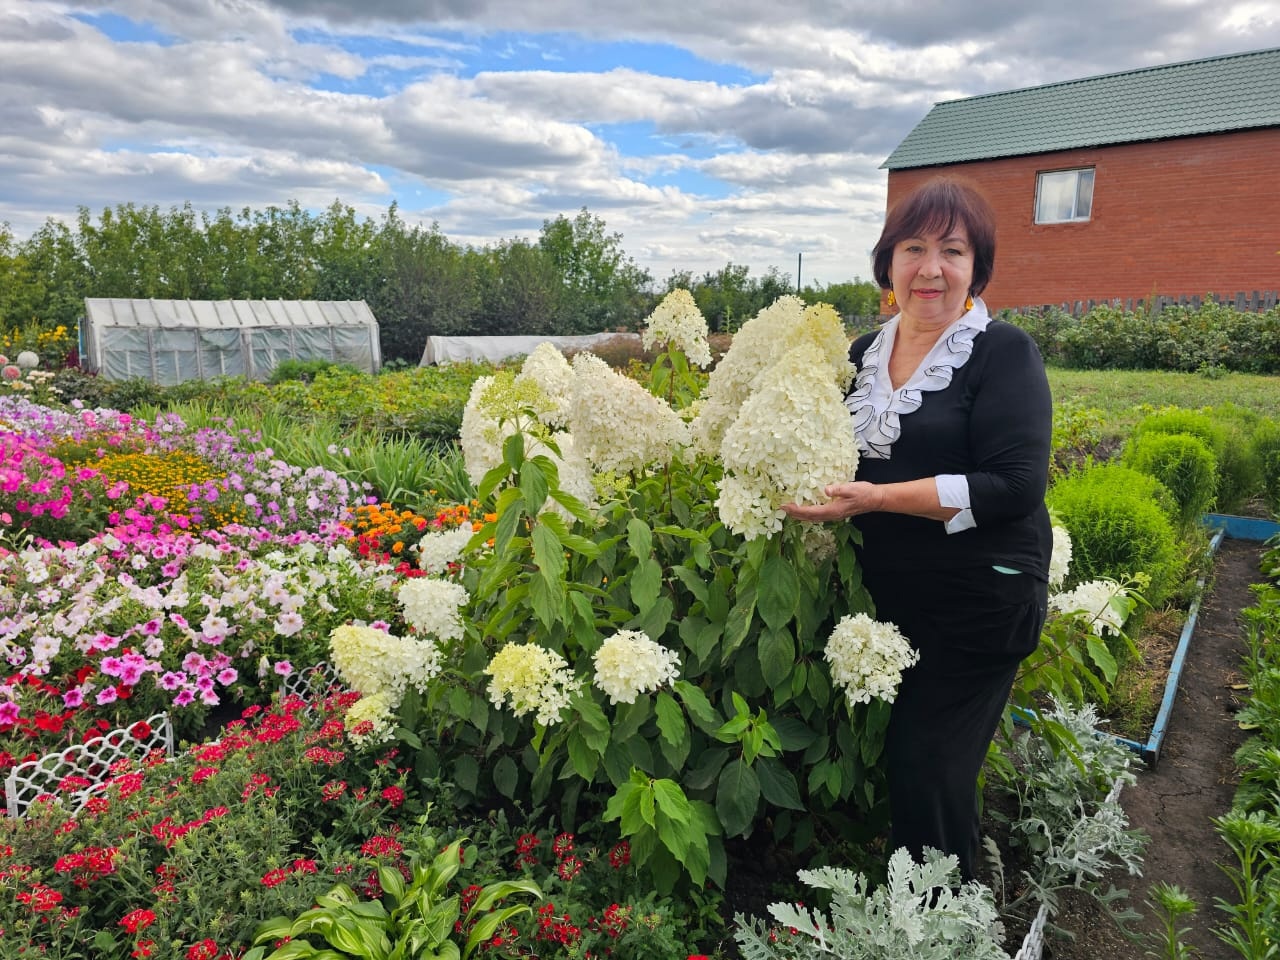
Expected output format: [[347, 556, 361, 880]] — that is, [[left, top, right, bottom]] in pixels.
[[1040, 536, 1262, 960]]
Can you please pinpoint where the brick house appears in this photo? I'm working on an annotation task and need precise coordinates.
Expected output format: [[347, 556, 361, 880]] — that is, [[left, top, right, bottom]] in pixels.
[[882, 47, 1280, 311]]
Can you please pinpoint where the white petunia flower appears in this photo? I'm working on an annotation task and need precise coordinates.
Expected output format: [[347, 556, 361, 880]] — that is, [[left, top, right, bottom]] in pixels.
[[567, 352, 689, 475], [1049, 579, 1129, 637], [398, 578, 468, 642], [592, 630, 681, 704], [824, 613, 919, 706], [484, 642, 581, 726], [1049, 525, 1073, 588], [716, 340, 859, 540], [642, 289, 713, 368], [416, 527, 476, 575]]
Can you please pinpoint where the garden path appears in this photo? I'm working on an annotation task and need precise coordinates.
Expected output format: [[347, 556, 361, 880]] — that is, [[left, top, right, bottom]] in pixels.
[[1046, 536, 1262, 960]]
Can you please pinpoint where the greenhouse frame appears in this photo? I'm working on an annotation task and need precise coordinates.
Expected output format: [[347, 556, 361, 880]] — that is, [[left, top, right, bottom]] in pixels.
[[79, 298, 382, 385]]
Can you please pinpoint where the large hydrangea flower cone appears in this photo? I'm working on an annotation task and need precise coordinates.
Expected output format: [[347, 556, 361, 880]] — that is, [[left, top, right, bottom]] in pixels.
[[716, 340, 859, 540]]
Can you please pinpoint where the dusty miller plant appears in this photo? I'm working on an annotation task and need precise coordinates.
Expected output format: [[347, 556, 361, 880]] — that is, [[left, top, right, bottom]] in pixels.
[[987, 699, 1147, 924], [733, 847, 1008, 960]]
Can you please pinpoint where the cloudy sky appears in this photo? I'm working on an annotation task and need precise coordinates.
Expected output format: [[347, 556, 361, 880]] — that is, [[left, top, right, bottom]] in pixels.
[[2, 1, 1279, 287]]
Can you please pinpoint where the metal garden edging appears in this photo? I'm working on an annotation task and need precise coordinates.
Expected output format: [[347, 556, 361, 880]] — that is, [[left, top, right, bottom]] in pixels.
[[1118, 515, 1280, 766]]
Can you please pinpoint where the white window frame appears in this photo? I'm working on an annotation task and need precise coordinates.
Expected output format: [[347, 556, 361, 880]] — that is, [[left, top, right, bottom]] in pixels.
[[1034, 167, 1095, 224]]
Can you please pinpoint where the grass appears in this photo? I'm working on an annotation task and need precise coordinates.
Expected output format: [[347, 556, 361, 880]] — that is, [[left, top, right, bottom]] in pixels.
[[1047, 369, 1280, 438]]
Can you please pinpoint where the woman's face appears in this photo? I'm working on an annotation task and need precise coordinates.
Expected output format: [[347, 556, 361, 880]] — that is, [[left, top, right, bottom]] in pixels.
[[889, 223, 975, 328]]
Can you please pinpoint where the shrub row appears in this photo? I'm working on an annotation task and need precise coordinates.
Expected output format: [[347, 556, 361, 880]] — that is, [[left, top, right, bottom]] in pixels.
[[1005, 301, 1280, 373]]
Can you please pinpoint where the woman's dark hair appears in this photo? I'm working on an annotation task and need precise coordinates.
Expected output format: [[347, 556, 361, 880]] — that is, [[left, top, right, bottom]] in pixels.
[[871, 177, 997, 296]]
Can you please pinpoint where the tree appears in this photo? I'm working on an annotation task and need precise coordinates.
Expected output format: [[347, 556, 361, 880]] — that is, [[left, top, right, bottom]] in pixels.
[[312, 200, 381, 302], [801, 279, 881, 321], [538, 208, 650, 333], [370, 215, 483, 364], [479, 239, 564, 337]]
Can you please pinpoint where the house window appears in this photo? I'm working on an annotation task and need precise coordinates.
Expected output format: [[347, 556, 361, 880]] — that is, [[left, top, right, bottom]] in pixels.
[[1035, 168, 1095, 223]]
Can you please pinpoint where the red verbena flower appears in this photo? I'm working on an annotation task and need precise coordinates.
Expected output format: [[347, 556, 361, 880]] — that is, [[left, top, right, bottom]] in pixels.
[[119, 907, 157, 932], [608, 840, 631, 869], [381, 785, 406, 808]]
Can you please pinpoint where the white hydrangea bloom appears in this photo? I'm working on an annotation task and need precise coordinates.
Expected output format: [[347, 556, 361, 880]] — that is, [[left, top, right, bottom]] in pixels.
[[592, 629, 681, 704], [484, 642, 581, 726], [717, 341, 859, 540], [689, 296, 801, 456], [642, 289, 712, 368], [329, 624, 441, 701], [1048, 525, 1073, 588], [1049, 579, 1129, 637], [824, 613, 920, 706], [459, 372, 560, 484], [398, 578, 468, 642], [516, 342, 575, 427], [715, 473, 785, 541], [344, 690, 396, 747], [567, 352, 689, 474], [795, 302, 856, 392], [416, 527, 476, 575]]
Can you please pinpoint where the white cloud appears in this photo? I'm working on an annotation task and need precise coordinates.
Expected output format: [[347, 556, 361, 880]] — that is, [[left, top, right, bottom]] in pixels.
[[1, 0, 1279, 283]]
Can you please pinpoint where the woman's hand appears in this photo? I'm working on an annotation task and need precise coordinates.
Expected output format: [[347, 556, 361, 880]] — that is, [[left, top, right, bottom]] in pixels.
[[781, 481, 887, 522]]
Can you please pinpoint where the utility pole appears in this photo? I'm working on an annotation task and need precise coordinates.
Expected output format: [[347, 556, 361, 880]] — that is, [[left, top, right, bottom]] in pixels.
[[796, 252, 803, 293]]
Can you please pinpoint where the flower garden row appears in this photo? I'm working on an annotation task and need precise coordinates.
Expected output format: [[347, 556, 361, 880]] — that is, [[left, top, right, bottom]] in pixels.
[[0, 291, 1276, 958]]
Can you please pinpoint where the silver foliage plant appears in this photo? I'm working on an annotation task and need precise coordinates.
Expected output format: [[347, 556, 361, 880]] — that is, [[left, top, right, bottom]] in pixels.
[[988, 699, 1148, 922], [733, 848, 1008, 960]]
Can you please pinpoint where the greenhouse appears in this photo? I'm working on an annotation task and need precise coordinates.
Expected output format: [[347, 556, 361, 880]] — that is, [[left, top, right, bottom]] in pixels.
[[79, 298, 382, 385]]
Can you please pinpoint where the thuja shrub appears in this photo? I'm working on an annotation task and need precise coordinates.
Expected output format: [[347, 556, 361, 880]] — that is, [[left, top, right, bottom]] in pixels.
[[1122, 432, 1218, 531], [1251, 418, 1280, 514], [1130, 407, 1257, 513], [1203, 403, 1267, 513], [1046, 463, 1183, 607]]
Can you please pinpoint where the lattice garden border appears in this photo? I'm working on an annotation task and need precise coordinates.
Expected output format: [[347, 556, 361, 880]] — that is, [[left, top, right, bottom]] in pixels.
[[5, 711, 173, 818], [280, 661, 342, 709]]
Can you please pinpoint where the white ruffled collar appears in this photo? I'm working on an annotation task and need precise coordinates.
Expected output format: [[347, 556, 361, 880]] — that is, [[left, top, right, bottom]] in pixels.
[[844, 298, 993, 460]]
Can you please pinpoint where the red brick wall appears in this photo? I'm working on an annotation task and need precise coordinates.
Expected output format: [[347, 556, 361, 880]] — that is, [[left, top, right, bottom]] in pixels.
[[884, 128, 1280, 312]]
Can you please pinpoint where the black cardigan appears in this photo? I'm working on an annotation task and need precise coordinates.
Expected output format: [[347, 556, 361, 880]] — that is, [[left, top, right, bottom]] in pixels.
[[847, 319, 1053, 581]]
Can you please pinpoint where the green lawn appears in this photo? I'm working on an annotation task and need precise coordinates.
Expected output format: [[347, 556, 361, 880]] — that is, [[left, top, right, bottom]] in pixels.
[[1047, 368, 1280, 436]]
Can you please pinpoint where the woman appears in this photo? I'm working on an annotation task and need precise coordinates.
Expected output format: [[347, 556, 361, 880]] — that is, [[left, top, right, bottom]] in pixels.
[[783, 176, 1052, 882]]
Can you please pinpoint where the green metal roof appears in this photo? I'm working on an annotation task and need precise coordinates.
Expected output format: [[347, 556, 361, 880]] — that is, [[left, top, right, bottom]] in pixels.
[[884, 46, 1280, 170]]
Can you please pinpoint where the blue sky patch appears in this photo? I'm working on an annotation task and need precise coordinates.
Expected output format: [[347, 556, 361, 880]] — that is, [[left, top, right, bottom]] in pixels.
[[71, 11, 177, 46]]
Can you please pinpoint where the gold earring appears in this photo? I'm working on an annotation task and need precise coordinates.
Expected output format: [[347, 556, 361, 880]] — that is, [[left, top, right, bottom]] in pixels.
[[886, 290, 896, 307], [965, 295, 974, 311]]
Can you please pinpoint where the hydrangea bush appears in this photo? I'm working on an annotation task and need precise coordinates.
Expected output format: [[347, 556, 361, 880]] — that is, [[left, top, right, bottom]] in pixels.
[[345, 291, 895, 894]]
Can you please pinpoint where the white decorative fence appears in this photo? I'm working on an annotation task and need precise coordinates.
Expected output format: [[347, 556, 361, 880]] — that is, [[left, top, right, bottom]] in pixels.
[[280, 661, 342, 708], [5, 711, 173, 818]]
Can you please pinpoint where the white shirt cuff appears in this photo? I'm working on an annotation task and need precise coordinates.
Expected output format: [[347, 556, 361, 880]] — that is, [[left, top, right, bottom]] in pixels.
[[936, 474, 976, 534]]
